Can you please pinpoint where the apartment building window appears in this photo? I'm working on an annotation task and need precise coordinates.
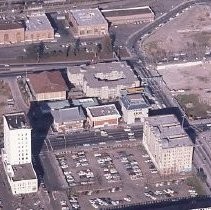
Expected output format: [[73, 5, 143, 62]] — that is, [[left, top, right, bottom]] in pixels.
[[80, 30, 85, 35]]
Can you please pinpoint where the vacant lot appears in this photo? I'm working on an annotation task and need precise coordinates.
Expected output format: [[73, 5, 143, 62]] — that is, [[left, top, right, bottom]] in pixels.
[[158, 61, 211, 119], [143, 5, 211, 59]]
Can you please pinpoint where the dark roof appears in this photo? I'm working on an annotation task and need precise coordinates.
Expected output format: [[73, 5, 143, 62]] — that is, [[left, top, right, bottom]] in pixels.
[[28, 71, 68, 94], [51, 107, 85, 123], [102, 7, 153, 17], [120, 93, 150, 110], [0, 22, 23, 30]]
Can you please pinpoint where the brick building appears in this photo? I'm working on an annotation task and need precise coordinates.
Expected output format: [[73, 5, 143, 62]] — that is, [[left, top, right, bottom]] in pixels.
[[0, 22, 25, 44], [86, 104, 121, 128], [102, 6, 154, 25], [26, 71, 68, 101], [68, 8, 108, 38], [24, 14, 54, 42]]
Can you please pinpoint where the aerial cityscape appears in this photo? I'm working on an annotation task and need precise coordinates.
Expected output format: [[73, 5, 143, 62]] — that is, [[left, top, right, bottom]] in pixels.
[[0, 0, 211, 210]]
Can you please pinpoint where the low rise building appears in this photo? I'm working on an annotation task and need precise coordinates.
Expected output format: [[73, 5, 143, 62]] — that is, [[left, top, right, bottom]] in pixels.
[[40, 100, 71, 114], [72, 97, 99, 109], [102, 6, 154, 25], [26, 71, 68, 101], [67, 62, 140, 99], [0, 22, 25, 44], [68, 8, 108, 38], [143, 114, 193, 175], [2, 112, 37, 195], [86, 104, 121, 128], [51, 107, 86, 132], [119, 89, 150, 124], [24, 14, 54, 42]]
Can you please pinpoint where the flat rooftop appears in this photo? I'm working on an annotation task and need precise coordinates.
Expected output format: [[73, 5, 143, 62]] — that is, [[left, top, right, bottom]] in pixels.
[[51, 107, 85, 123], [25, 14, 53, 31], [87, 104, 120, 118], [145, 114, 192, 148], [4, 112, 29, 130], [72, 97, 99, 108], [102, 6, 153, 17], [70, 8, 107, 26], [12, 163, 37, 181], [0, 21, 23, 30], [40, 100, 71, 112], [120, 91, 150, 110], [28, 71, 68, 94], [69, 62, 139, 88]]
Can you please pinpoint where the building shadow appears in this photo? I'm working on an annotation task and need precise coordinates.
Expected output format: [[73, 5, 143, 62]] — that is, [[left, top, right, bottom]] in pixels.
[[27, 101, 53, 184]]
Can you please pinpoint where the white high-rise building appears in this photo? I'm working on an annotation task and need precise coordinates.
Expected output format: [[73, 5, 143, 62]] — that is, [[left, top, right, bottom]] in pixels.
[[3, 113, 31, 165], [2, 112, 38, 195], [143, 114, 193, 175]]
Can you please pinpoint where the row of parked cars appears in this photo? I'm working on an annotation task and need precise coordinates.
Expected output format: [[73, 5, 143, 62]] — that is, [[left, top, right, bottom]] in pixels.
[[119, 151, 143, 180], [95, 153, 121, 183], [56, 155, 76, 187], [78, 169, 95, 185], [142, 153, 158, 174], [144, 188, 177, 201], [72, 151, 89, 167]]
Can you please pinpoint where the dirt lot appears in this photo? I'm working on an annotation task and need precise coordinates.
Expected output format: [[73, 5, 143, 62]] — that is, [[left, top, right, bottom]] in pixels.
[[143, 4, 211, 59], [53, 143, 205, 210], [157, 61, 211, 119]]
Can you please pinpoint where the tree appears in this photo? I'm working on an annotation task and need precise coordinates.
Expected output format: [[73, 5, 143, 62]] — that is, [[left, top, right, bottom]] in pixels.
[[37, 41, 45, 60], [102, 35, 113, 53]]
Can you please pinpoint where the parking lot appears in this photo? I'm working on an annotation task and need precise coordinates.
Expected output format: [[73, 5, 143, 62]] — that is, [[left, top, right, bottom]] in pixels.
[[51, 140, 202, 210]]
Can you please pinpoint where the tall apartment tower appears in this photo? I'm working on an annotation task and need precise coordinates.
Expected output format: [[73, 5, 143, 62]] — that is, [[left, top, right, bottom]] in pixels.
[[143, 114, 193, 176], [2, 112, 38, 195], [3, 112, 31, 165]]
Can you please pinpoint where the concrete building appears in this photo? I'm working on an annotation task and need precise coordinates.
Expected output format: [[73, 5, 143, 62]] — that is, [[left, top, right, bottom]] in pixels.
[[119, 90, 150, 124], [86, 104, 121, 128], [143, 114, 193, 175], [24, 14, 54, 42], [1, 112, 37, 195], [51, 107, 86, 132], [68, 8, 108, 38], [67, 62, 140, 99], [0, 22, 25, 44], [26, 71, 68, 101], [102, 6, 154, 25]]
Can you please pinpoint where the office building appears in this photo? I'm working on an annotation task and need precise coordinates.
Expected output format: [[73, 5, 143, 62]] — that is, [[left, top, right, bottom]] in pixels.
[[143, 114, 193, 175], [86, 104, 121, 128], [1, 112, 38, 195], [120, 89, 150, 124], [67, 62, 140, 99], [68, 8, 108, 38], [51, 107, 86, 132]]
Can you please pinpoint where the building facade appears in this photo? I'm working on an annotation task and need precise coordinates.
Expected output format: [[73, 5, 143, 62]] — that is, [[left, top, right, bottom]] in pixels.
[[68, 8, 108, 38], [24, 14, 54, 42], [2, 112, 38, 195], [51, 107, 86, 132], [143, 114, 193, 175], [102, 6, 154, 25], [86, 104, 121, 128], [120, 90, 150, 124], [67, 62, 140, 99], [0, 23, 25, 44]]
